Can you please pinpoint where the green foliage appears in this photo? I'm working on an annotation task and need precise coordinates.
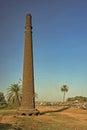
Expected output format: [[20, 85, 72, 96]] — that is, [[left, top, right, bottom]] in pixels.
[[67, 96, 87, 102], [0, 92, 5, 102], [6, 83, 22, 108], [0, 92, 7, 108], [6, 79, 38, 109], [61, 85, 68, 102]]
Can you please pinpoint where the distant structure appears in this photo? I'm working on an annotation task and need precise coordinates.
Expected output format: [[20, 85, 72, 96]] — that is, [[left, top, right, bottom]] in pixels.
[[19, 14, 39, 115]]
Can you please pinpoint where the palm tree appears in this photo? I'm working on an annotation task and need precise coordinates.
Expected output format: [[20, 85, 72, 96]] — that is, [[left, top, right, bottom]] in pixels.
[[61, 85, 68, 102], [6, 83, 22, 107]]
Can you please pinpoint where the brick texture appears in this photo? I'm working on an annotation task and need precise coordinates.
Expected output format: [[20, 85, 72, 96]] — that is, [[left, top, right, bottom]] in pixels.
[[19, 14, 39, 115]]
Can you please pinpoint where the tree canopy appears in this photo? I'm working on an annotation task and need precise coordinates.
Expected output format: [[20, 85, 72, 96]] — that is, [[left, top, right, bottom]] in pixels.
[[0, 92, 7, 106], [6, 83, 22, 107], [61, 85, 68, 102], [67, 96, 87, 102]]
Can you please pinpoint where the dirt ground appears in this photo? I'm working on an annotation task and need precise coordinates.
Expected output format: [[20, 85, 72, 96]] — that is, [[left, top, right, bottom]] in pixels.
[[0, 106, 87, 130]]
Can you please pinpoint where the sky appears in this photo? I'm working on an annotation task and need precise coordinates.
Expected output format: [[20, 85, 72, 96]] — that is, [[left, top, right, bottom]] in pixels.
[[0, 0, 87, 101]]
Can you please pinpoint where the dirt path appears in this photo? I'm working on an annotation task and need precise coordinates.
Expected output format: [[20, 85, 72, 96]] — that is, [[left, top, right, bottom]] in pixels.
[[0, 107, 87, 130], [60, 107, 87, 120]]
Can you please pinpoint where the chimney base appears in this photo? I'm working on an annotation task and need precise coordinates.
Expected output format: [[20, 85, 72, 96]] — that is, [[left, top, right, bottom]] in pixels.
[[18, 108, 40, 116]]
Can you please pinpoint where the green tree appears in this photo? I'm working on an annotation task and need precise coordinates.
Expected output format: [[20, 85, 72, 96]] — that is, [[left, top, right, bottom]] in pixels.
[[61, 85, 68, 102], [0, 92, 7, 106], [6, 83, 22, 107], [67, 96, 87, 102]]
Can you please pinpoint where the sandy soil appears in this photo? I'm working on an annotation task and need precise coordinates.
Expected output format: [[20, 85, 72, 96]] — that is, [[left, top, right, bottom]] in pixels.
[[0, 106, 87, 130]]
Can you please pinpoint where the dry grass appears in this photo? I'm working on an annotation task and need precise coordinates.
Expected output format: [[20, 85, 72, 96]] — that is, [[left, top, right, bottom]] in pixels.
[[0, 106, 87, 130]]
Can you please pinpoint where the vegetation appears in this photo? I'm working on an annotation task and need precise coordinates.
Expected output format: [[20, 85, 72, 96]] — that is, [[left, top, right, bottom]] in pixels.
[[6, 83, 22, 108], [6, 80, 38, 108], [67, 96, 87, 102], [0, 108, 87, 130], [0, 92, 7, 109], [61, 85, 68, 102], [0, 92, 6, 104]]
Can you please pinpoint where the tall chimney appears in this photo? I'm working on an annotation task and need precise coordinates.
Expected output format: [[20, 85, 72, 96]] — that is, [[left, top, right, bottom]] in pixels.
[[19, 14, 39, 115]]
